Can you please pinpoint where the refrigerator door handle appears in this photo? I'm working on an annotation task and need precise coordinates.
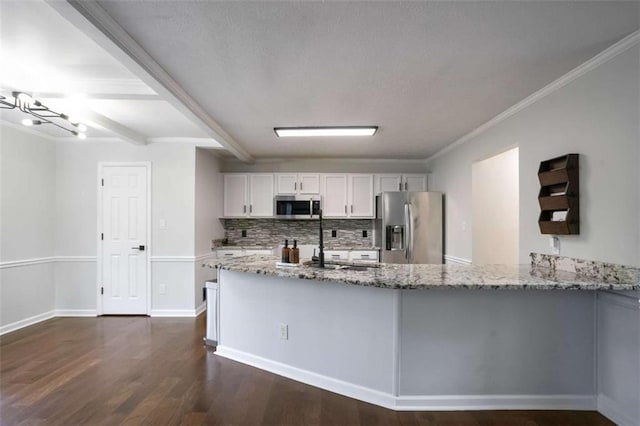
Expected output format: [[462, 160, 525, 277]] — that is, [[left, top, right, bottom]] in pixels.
[[404, 203, 410, 259], [408, 203, 414, 262]]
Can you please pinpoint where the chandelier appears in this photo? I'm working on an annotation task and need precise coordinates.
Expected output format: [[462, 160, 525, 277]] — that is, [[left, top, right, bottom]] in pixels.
[[0, 92, 88, 139]]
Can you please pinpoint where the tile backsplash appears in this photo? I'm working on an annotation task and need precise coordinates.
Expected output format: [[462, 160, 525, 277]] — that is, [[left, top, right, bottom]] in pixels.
[[222, 219, 374, 247]]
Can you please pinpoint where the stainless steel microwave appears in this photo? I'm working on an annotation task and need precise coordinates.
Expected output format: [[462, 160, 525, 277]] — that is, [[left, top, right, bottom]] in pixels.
[[275, 195, 321, 219]]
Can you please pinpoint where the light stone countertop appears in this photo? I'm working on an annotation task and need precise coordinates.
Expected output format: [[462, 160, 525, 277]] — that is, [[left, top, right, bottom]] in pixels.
[[203, 254, 640, 291]]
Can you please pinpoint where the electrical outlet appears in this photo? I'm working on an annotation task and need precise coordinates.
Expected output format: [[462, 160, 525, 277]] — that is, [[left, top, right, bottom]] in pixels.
[[159, 284, 167, 295], [241, 230, 247, 238], [362, 230, 368, 238], [279, 323, 288, 340], [331, 230, 337, 238]]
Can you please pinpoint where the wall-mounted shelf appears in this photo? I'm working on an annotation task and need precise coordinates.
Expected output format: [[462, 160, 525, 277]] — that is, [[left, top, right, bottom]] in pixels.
[[537, 154, 579, 235]]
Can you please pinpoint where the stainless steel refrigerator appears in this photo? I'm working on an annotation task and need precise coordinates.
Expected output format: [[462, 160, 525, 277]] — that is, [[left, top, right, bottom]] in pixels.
[[375, 192, 443, 264]]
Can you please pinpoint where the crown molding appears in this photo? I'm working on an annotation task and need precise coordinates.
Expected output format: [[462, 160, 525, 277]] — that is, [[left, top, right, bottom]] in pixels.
[[48, 0, 253, 162], [425, 30, 640, 164]]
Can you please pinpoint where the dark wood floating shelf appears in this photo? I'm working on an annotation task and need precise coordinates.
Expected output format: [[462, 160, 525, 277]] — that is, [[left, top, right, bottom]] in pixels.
[[537, 154, 579, 235]]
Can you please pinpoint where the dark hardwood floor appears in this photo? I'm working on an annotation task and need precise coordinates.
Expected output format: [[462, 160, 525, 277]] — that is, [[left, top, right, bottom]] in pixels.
[[1, 315, 613, 426]]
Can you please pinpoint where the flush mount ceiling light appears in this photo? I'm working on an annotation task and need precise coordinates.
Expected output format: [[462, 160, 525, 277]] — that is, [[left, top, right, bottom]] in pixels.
[[0, 92, 88, 139], [274, 126, 378, 137]]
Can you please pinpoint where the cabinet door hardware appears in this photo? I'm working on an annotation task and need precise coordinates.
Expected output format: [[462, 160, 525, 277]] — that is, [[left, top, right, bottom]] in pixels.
[[249, 205, 253, 213], [344, 205, 347, 214], [405, 182, 408, 190], [294, 182, 297, 190], [399, 182, 402, 191], [243, 205, 247, 213], [300, 182, 303, 190], [350, 205, 354, 213]]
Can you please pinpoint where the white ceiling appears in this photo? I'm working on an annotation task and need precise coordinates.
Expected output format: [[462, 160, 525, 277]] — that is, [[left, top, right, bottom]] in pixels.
[[0, 0, 222, 147], [87, 0, 640, 159]]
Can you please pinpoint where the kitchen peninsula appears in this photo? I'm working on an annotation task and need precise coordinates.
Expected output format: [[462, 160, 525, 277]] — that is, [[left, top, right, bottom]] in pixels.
[[205, 254, 640, 416]]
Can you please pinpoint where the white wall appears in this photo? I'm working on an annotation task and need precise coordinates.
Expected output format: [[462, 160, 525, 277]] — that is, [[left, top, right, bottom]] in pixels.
[[54, 139, 199, 314], [194, 148, 224, 308], [0, 126, 56, 330], [472, 147, 519, 264], [427, 45, 640, 266]]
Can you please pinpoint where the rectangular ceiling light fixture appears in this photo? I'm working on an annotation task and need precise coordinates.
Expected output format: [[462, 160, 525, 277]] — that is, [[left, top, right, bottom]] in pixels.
[[274, 126, 378, 137]]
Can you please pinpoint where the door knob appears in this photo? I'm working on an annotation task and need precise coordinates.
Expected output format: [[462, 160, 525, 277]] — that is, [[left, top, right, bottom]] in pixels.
[[131, 245, 145, 251]]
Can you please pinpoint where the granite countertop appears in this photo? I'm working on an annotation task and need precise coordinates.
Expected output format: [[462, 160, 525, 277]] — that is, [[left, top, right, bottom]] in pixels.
[[203, 254, 640, 291]]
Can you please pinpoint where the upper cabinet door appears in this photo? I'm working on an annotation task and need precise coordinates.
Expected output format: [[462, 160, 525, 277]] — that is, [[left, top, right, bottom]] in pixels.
[[377, 174, 403, 194], [349, 174, 375, 218], [248, 174, 274, 217], [298, 174, 320, 194], [275, 174, 298, 195], [403, 174, 427, 192], [322, 174, 348, 217], [223, 174, 248, 217]]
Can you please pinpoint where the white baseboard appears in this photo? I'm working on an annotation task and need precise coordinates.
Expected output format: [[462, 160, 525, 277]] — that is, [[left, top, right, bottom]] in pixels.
[[444, 255, 472, 266], [195, 302, 206, 316], [0, 310, 56, 335], [215, 346, 396, 409], [395, 394, 596, 411], [216, 346, 593, 412], [598, 394, 639, 426], [150, 308, 201, 317], [55, 309, 98, 317]]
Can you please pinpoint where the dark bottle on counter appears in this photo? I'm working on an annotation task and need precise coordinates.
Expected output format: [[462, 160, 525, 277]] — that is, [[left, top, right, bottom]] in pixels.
[[281, 240, 290, 263], [290, 240, 300, 264]]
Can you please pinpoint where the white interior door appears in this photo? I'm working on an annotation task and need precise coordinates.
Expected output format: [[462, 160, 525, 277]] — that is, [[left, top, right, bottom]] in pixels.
[[101, 164, 149, 314]]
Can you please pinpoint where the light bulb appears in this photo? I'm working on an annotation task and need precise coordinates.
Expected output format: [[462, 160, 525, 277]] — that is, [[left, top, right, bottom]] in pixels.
[[77, 123, 87, 132], [77, 132, 87, 140], [21, 119, 41, 126]]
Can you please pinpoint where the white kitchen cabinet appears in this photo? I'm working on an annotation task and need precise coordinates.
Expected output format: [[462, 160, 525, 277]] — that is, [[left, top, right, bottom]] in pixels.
[[216, 249, 245, 258], [323, 174, 374, 218], [248, 174, 274, 217], [324, 250, 349, 261], [275, 174, 298, 195], [276, 173, 320, 195], [322, 174, 348, 217], [224, 174, 273, 217], [375, 174, 428, 194], [348, 250, 379, 262], [299, 174, 320, 194], [377, 174, 403, 193], [348, 174, 375, 218], [223, 174, 248, 217], [403, 174, 428, 191]]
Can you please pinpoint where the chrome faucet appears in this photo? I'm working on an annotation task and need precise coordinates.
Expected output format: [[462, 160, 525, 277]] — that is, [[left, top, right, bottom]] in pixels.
[[318, 209, 325, 268]]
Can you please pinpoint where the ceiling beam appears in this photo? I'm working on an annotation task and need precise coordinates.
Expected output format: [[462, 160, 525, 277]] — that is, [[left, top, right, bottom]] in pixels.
[[84, 109, 147, 145], [47, 0, 254, 162]]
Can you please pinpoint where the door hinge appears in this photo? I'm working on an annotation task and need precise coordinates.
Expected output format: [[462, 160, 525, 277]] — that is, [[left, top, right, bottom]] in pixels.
[[101, 287, 104, 295], [101, 233, 104, 240], [101, 179, 104, 186]]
